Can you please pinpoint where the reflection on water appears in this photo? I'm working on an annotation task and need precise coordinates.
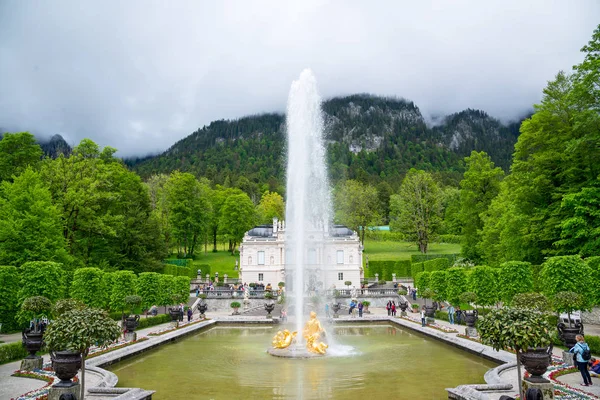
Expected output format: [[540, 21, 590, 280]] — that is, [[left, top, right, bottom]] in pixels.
[[108, 325, 496, 399]]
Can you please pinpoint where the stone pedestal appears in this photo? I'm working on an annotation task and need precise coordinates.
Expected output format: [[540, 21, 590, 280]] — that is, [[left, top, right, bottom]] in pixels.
[[562, 350, 575, 366], [124, 331, 137, 342], [49, 383, 80, 400], [465, 327, 478, 338], [426, 317, 435, 325], [20, 357, 43, 371], [170, 321, 178, 329], [522, 378, 554, 400], [401, 311, 407, 317]]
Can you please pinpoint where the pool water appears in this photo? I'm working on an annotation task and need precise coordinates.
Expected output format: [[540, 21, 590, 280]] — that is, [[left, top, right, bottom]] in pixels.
[[108, 324, 496, 399]]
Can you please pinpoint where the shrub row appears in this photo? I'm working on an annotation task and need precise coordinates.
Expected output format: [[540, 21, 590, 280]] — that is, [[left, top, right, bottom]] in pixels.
[[423, 258, 451, 272], [366, 260, 411, 280], [164, 259, 192, 267], [0, 342, 30, 365], [163, 264, 196, 278], [137, 314, 171, 329], [411, 253, 458, 264], [437, 234, 462, 244]]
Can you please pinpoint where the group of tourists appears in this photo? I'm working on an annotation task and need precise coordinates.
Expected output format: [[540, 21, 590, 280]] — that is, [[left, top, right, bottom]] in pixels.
[[386, 300, 397, 316], [348, 300, 364, 317]]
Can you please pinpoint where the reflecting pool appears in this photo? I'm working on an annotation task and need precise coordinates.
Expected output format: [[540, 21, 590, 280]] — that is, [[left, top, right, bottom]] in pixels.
[[108, 324, 496, 399]]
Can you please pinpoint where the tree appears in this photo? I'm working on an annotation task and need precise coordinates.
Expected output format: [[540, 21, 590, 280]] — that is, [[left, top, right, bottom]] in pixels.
[[445, 267, 467, 306], [429, 270, 448, 302], [172, 276, 191, 305], [587, 257, 600, 306], [334, 180, 380, 244], [165, 172, 212, 257], [136, 272, 161, 312], [478, 307, 552, 399], [19, 296, 52, 332], [539, 256, 593, 306], [219, 193, 256, 255], [18, 261, 65, 303], [498, 261, 533, 305], [208, 186, 243, 252], [158, 274, 175, 313], [0, 132, 43, 182], [110, 270, 137, 313], [44, 307, 121, 400], [0, 168, 69, 266], [459, 151, 504, 262], [376, 181, 393, 225], [467, 266, 498, 308], [71, 267, 107, 309], [440, 186, 461, 235], [552, 291, 585, 328], [390, 169, 442, 253], [511, 293, 550, 313], [256, 191, 285, 224], [415, 271, 431, 291], [0, 266, 20, 331]]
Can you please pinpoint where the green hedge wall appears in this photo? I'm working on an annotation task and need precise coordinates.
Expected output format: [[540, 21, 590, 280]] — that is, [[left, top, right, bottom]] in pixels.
[[0, 342, 30, 365], [423, 258, 451, 272], [163, 264, 196, 278], [0, 266, 20, 332], [163, 259, 191, 267], [196, 264, 211, 278], [411, 254, 458, 264], [137, 314, 171, 329], [367, 260, 412, 280], [411, 262, 425, 280]]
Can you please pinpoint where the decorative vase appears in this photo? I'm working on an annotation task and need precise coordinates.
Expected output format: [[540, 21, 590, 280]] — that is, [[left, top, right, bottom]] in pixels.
[[557, 322, 583, 348], [332, 302, 341, 318], [51, 351, 81, 387], [264, 302, 275, 318], [399, 302, 409, 312], [168, 308, 181, 322], [464, 310, 478, 328], [198, 302, 208, 318], [22, 330, 44, 359], [425, 305, 436, 318], [520, 346, 553, 383], [124, 315, 140, 333], [232, 307, 240, 315]]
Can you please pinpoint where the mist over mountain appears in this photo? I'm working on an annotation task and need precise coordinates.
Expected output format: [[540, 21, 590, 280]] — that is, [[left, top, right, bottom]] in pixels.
[[126, 94, 526, 191]]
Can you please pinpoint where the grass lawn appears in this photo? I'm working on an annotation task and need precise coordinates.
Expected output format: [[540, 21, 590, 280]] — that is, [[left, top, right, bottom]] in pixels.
[[363, 239, 461, 265], [183, 240, 461, 279]]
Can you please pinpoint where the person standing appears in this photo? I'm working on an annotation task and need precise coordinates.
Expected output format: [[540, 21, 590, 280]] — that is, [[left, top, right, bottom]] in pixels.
[[358, 301, 363, 317], [391, 302, 396, 317], [455, 306, 462, 325], [570, 334, 592, 386], [386, 300, 392, 316], [187, 307, 193, 322], [420, 306, 426, 327], [325, 303, 330, 318], [447, 304, 455, 325]]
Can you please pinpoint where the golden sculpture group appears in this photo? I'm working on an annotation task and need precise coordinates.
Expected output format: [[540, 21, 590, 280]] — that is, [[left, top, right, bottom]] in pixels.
[[271, 311, 328, 355]]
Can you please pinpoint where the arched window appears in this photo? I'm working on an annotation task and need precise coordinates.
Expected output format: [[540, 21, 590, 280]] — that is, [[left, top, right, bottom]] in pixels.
[[270, 256, 274, 265], [248, 256, 252, 265]]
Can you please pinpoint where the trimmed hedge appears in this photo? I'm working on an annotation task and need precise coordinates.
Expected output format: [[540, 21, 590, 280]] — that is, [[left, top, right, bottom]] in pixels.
[[411, 262, 425, 280], [163, 264, 196, 278], [196, 264, 211, 278], [0, 342, 29, 365], [137, 314, 171, 329], [367, 260, 413, 280], [163, 259, 191, 267], [423, 258, 451, 272], [411, 253, 458, 264]]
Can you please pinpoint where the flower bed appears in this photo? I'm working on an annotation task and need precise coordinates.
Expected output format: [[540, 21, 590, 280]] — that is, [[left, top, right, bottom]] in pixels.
[[87, 337, 149, 359], [147, 318, 206, 336], [543, 356, 600, 399], [398, 316, 458, 333], [10, 364, 79, 400]]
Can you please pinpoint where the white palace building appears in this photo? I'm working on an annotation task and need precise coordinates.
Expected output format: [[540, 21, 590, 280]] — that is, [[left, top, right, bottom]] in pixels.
[[239, 218, 364, 290]]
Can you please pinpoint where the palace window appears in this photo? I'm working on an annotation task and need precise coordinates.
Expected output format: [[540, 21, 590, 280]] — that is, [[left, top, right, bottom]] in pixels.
[[258, 251, 265, 265], [337, 250, 344, 264], [308, 248, 316, 264], [258, 273, 264, 281], [338, 272, 343, 281]]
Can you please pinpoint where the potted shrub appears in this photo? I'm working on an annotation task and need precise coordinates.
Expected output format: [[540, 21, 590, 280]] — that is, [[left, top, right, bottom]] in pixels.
[[361, 280, 369, 287], [411, 304, 419, 313], [123, 295, 142, 333], [230, 301, 241, 315], [264, 291, 275, 318], [20, 296, 52, 359], [478, 307, 552, 399], [378, 280, 386, 286], [278, 282, 285, 288], [460, 292, 479, 327], [361, 301, 371, 314], [44, 307, 121, 398], [553, 291, 585, 348], [398, 289, 408, 296], [344, 280, 352, 289]]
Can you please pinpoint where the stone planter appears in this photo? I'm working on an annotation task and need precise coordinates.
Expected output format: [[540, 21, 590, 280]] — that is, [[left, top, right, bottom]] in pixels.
[[265, 302, 275, 318], [168, 308, 182, 322], [22, 330, 44, 359], [557, 322, 583, 348], [51, 351, 81, 387], [464, 310, 478, 328], [232, 307, 240, 315], [124, 315, 140, 333], [198, 302, 208, 318], [425, 305, 436, 318], [332, 302, 341, 318], [520, 346, 553, 383]]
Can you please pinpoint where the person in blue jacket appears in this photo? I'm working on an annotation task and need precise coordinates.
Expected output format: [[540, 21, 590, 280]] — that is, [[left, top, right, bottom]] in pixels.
[[570, 334, 592, 386]]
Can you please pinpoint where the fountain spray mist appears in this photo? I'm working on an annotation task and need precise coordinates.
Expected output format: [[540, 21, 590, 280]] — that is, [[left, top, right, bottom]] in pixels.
[[285, 69, 331, 337]]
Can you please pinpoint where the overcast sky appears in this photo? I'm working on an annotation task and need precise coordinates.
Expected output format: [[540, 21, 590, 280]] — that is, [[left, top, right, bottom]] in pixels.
[[0, 1, 598, 156]]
